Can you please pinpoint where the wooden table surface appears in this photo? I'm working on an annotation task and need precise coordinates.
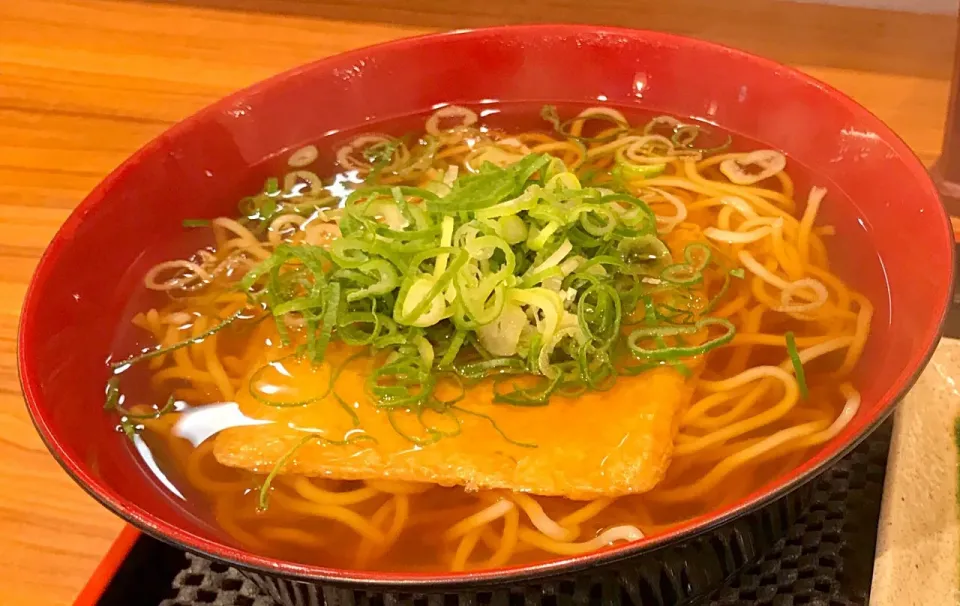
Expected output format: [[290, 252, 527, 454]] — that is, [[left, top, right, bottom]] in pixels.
[[0, 0, 954, 603]]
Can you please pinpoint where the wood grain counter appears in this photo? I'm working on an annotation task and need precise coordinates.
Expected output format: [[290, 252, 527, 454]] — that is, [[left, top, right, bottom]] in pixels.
[[0, 1, 954, 603]]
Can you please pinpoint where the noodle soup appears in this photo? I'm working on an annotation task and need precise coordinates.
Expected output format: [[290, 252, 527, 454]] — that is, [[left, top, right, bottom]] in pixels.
[[106, 103, 885, 572]]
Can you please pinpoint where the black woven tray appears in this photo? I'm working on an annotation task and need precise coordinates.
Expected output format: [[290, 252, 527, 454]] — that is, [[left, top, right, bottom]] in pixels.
[[95, 419, 891, 606]]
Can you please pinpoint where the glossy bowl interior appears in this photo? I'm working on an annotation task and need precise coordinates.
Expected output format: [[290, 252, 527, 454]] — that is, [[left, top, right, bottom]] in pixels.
[[19, 25, 952, 585]]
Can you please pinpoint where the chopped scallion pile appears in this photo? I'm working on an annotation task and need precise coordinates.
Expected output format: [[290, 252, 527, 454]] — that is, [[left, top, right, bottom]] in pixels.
[[233, 150, 736, 442]]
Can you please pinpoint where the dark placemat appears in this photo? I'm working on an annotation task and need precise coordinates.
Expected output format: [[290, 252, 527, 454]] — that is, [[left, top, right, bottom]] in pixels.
[[706, 421, 889, 606], [144, 420, 890, 606]]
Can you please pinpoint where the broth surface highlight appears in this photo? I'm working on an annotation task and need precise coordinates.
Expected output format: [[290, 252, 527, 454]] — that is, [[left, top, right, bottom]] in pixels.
[[106, 103, 886, 571]]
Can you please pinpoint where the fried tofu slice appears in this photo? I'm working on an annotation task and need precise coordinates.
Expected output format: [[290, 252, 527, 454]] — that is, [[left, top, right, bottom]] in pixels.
[[212, 345, 692, 499]]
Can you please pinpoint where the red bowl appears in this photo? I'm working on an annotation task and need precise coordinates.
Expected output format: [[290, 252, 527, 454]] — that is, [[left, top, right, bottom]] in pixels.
[[18, 25, 953, 586]]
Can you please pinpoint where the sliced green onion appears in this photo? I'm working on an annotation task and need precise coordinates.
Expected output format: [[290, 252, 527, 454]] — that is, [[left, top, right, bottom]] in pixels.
[[258, 432, 375, 510], [577, 283, 622, 347], [456, 357, 527, 380], [345, 260, 399, 302], [437, 330, 467, 369], [452, 405, 537, 448], [627, 318, 736, 361], [701, 272, 732, 315], [111, 310, 246, 369], [614, 162, 666, 181], [785, 331, 808, 399], [618, 235, 672, 272], [660, 263, 702, 286], [104, 376, 176, 420], [492, 373, 561, 406], [103, 376, 176, 440], [310, 281, 340, 362]]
